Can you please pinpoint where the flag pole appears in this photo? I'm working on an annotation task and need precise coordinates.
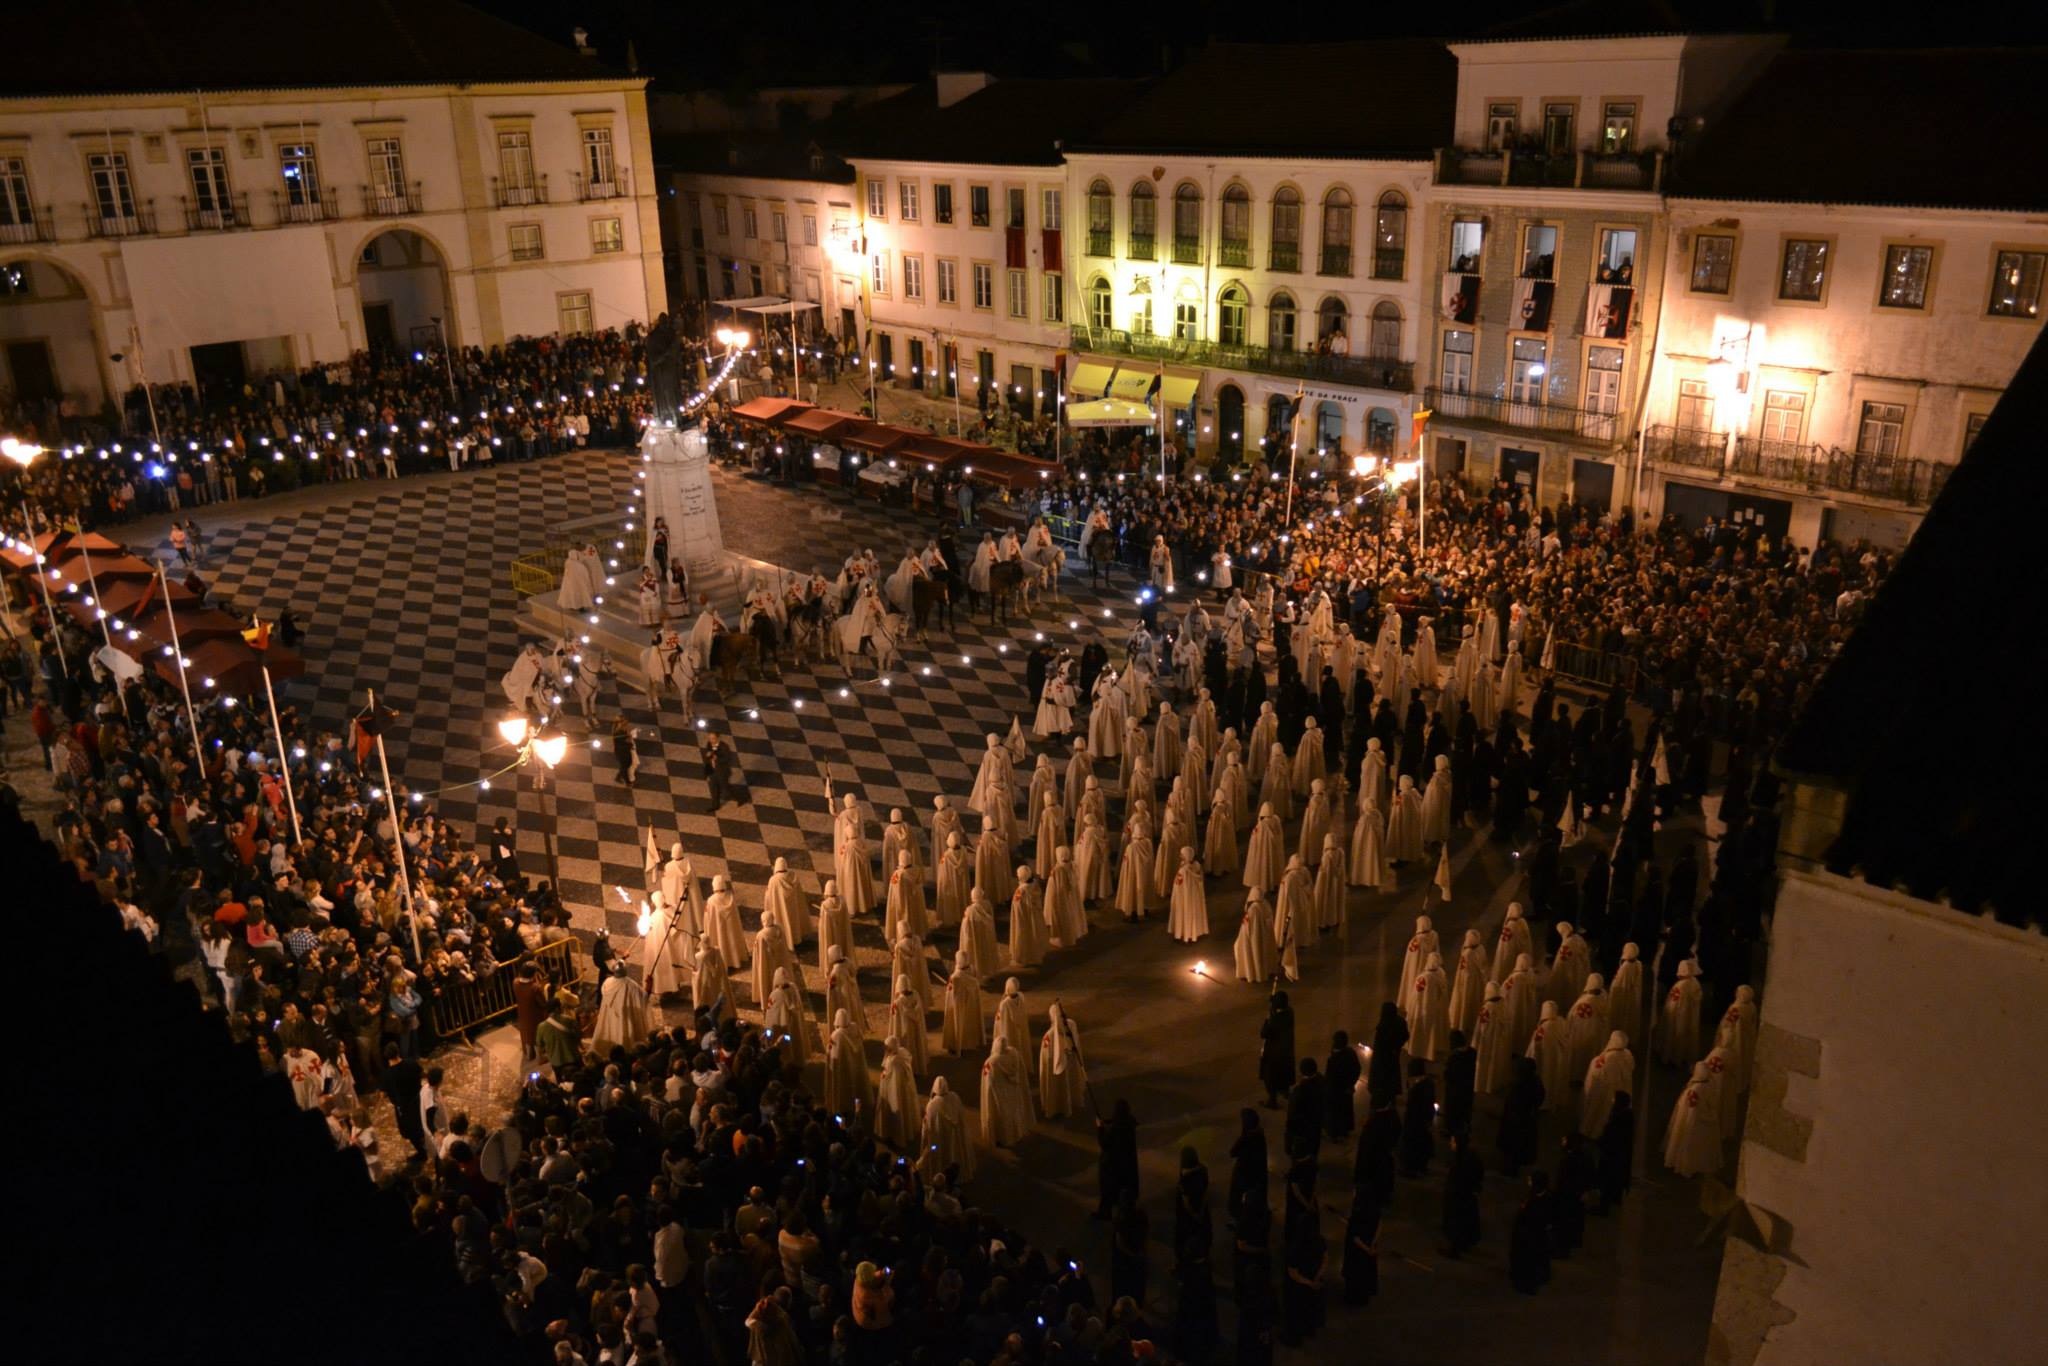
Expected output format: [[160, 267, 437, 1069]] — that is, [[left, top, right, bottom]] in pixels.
[[156, 558, 205, 780], [74, 524, 113, 650], [21, 501, 68, 678], [368, 686, 421, 962], [1283, 379, 1305, 527], [260, 657, 302, 846]]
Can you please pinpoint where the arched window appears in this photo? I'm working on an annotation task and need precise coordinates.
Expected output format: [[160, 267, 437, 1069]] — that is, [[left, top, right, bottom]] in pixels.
[[1086, 179, 1113, 256], [1369, 300, 1402, 359], [1366, 406, 1398, 456], [1268, 291, 1297, 353], [1265, 393, 1293, 450], [1219, 184, 1251, 266], [1217, 384, 1245, 463], [1088, 276, 1113, 332], [1218, 284, 1249, 346], [1269, 187, 1301, 272], [1172, 183, 1202, 263], [1317, 297, 1349, 355], [1373, 190, 1407, 280], [1320, 188, 1353, 275], [1127, 182, 1155, 259], [1315, 401, 1346, 456]]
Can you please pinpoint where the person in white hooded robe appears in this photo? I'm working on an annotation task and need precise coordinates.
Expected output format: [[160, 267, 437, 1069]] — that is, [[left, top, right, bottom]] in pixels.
[[1447, 928, 1488, 1037], [1472, 983, 1513, 1094], [881, 808, 923, 886], [889, 976, 931, 1077], [1167, 847, 1208, 941], [1243, 802, 1285, 893], [833, 798, 877, 915], [826, 1009, 875, 1120], [693, 938, 735, 1020], [885, 851, 931, 944], [1033, 790, 1067, 879], [1088, 669, 1126, 759], [1607, 943, 1645, 1035], [1399, 950, 1446, 1060], [931, 795, 965, 864], [1526, 1000, 1572, 1108], [874, 1035, 922, 1151], [994, 978, 1030, 1057], [557, 544, 602, 613], [764, 966, 820, 1068], [660, 843, 707, 939], [942, 950, 985, 1056], [1075, 812, 1113, 904], [1715, 985, 1759, 1097], [1491, 903, 1533, 984], [891, 932, 934, 1017], [959, 890, 1002, 982], [761, 858, 810, 947], [641, 890, 690, 997], [1008, 867, 1049, 967], [1246, 703, 1278, 782], [1234, 887, 1277, 982], [1548, 921, 1590, 1006], [704, 876, 748, 985], [1565, 973, 1611, 1078], [969, 733, 1012, 823], [1274, 855, 1313, 980], [974, 817, 1016, 906], [967, 533, 996, 598], [751, 909, 802, 1008], [1257, 743, 1295, 822], [1203, 790, 1241, 877], [825, 946, 864, 1041], [1419, 755, 1454, 846], [591, 961, 652, 1055], [1061, 739, 1093, 822], [1501, 951, 1541, 1049], [1038, 1002, 1088, 1119], [980, 1034, 1034, 1148], [920, 1076, 975, 1182], [1310, 833, 1347, 936], [935, 834, 973, 928], [816, 880, 854, 977], [1114, 816, 1156, 922], [1152, 703, 1183, 782], [1657, 959, 1704, 1065], [1348, 795, 1394, 893], [1297, 779, 1333, 866], [1291, 721, 1328, 798], [1579, 1030, 1635, 1138], [1044, 846, 1087, 946], [1396, 915, 1441, 1018], [1221, 751, 1252, 831], [1662, 1062, 1723, 1177], [1356, 738, 1389, 814], [1701, 1042, 1743, 1144], [1385, 775, 1425, 863]]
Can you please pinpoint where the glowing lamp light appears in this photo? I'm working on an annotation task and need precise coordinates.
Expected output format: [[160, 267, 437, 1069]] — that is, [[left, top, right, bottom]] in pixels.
[[498, 716, 531, 748], [531, 732, 568, 768], [1192, 960, 1208, 978]]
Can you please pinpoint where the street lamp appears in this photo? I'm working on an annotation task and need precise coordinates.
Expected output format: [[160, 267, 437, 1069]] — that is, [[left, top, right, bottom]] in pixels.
[[2, 437, 69, 678], [499, 714, 568, 892]]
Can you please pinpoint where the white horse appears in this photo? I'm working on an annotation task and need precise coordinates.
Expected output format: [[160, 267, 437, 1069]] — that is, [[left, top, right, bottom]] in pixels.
[[569, 649, 615, 726], [832, 608, 906, 679]]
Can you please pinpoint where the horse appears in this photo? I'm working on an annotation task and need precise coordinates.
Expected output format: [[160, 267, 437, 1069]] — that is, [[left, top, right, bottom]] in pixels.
[[788, 593, 832, 661], [708, 633, 759, 691], [568, 649, 615, 727], [1023, 540, 1064, 607], [831, 609, 907, 678], [986, 559, 1027, 624], [744, 605, 783, 677], [911, 572, 952, 640], [1087, 531, 1118, 588]]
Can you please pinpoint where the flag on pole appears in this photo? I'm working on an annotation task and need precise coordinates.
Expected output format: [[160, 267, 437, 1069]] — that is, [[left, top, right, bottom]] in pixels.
[[1411, 407, 1434, 448], [1558, 790, 1583, 847], [644, 826, 662, 879], [242, 618, 272, 650]]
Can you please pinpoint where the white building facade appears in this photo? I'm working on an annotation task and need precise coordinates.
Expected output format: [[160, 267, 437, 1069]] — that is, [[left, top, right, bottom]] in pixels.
[[676, 163, 854, 330], [1, 77, 666, 408]]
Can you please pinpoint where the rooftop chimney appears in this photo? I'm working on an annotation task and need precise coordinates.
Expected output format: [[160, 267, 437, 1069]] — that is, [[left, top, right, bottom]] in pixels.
[[935, 71, 991, 108]]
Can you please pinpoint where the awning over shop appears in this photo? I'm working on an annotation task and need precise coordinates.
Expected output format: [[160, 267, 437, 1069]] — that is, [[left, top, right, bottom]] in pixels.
[[92, 576, 199, 622], [1068, 360, 1115, 400], [1065, 398, 1158, 428], [1159, 374, 1201, 409], [733, 298, 820, 316], [839, 422, 913, 453], [782, 407, 862, 440], [729, 396, 813, 425], [955, 450, 1062, 488], [1107, 368, 1156, 401], [152, 637, 303, 697]]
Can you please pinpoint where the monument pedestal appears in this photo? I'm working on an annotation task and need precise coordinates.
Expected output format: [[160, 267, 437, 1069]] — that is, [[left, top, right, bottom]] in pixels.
[[640, 422, 729, 592]]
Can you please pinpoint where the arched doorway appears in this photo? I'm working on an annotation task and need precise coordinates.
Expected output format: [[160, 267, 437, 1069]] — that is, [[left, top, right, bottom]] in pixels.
[[1216, 384, 1245, 464], [1265, 393, 1292, 458], [1314, 400, 1346, 457], [356, 228, 450, 357], [0, 257, 106, 412], [1366, 406, 1397, 456]]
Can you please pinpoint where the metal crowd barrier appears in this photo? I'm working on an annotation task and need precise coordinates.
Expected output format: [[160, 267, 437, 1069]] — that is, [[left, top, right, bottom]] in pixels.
[[428, 936, 582, 1037], [1549, 641, 1638, 693]]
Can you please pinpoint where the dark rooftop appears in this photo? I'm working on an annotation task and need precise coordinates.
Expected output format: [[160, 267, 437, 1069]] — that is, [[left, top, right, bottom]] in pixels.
[[1666, 47, 2048, 211], [657, 130, 856, 186], [1776, 327, 2041, 928], [6, 0, 621, 97], [1070, 41, 1456, 159], [826, 78, 1150, 167]]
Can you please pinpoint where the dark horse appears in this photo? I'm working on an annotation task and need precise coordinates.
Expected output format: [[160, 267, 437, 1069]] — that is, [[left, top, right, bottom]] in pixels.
[[986, 560, 1027, 624], [747, 608, 783, 677], [911, 568, 954, 638], [1087, 530, 1118, 588], [708, 633, 760, 691]]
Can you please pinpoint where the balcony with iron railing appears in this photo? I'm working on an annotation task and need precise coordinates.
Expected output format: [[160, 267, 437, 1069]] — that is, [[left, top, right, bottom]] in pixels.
[[84, 199, 158, 238], [1434, 146, 1664, 192], [1643, 426, 1953, 508], [1127, 231, 1155, 261], [491, 174, 549, 208], [361, 181, 424, 217], [1319, 244, 1351, 276], [1426, 386, 1627, 444], [1172, 234, 1202, 265], [1086, 227, 1113, 257], [1073, 325, 1414, 393], [1269, 243, 1300, 273], [1372, 247, 1405, 280], [573, 167, 630, 201], [1218, 238, 1251, 268], [0, 206, 55, 244], [183, 192, 250, 231], [270, 186, 338, 224]]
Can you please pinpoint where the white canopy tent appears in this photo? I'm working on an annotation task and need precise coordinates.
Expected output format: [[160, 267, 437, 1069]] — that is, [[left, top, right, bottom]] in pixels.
[[715, 296, 822, 398]]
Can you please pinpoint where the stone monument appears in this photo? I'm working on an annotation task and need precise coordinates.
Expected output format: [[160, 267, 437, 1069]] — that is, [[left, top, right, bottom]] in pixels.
[[641, 421, 726, 579]]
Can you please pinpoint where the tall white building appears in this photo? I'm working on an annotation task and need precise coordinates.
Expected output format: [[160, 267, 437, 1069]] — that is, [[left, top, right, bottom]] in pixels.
[[1644, 47, 2045, 549], [0, 0, 666, 410]]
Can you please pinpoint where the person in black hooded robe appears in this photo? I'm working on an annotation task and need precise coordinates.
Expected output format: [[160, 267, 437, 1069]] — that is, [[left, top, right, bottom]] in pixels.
[[1258, 990, 1296, 1109], [1498, 1056, 1544, 1174], [1365, 1002, 1408, 1106]]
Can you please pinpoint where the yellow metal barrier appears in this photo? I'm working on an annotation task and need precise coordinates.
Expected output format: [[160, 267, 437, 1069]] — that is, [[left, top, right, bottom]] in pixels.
[[428, 936, 582, 1037], [510, 530, 647, 598]]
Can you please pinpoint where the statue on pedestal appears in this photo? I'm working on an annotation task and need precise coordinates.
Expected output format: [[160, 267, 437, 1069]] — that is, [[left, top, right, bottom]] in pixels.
[[645, 312, 685, 424]]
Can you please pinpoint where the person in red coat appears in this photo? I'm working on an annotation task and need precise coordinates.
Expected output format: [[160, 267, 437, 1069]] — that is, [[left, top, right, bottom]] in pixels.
[[512, 963, 547, 1062]]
